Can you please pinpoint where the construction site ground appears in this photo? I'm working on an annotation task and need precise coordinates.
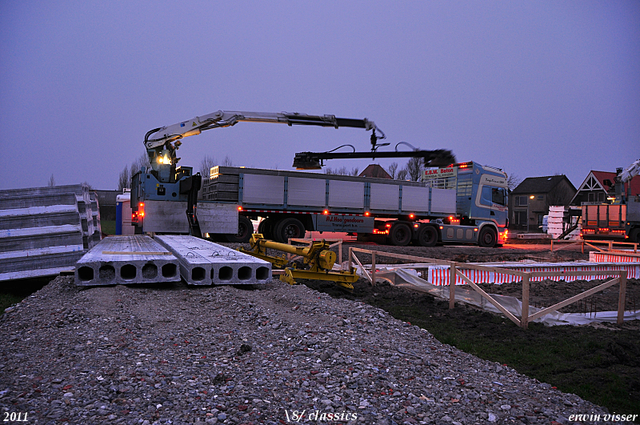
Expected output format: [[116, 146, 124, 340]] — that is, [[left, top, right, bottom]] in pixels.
[[298, 239, 640, 416], [1, 239, 639, 417]]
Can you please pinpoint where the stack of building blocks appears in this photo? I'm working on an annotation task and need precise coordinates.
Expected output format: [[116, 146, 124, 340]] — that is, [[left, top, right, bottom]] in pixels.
[[0, 184, 101, 282]]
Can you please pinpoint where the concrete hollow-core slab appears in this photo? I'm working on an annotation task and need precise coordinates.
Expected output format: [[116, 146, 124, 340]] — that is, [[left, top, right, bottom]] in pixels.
[[75, 235, 180, 286], [153, 235, 271, 285]]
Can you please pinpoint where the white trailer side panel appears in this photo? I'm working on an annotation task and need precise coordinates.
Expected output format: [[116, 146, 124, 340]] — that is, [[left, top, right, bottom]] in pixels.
[[431, 188, 457, 213], [242, 174, 284, 205], [370, 183, 399, 211], [328, 181, 364, 208], [144, 201, 237, 234], [288, 177, 325, 207], [401, 186, 431, 213]]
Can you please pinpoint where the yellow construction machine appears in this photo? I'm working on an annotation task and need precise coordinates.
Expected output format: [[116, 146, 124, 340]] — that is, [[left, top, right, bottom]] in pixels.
[[240, 234, 359, 289]]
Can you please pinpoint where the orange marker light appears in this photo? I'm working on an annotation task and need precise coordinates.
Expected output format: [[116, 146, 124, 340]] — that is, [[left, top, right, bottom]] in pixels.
[[364, 211, 370, 217], [323, 210, 329, 215], [237, 206, 243, 211]]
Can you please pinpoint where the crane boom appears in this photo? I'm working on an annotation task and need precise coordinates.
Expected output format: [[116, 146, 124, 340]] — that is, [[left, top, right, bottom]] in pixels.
[[143, 110, 383, 183], [620, 158, 640, 183], [145, 111, 380, 148]]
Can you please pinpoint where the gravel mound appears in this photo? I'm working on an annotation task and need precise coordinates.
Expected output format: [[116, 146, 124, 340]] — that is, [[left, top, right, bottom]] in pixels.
[[0, 276, 619, 424]]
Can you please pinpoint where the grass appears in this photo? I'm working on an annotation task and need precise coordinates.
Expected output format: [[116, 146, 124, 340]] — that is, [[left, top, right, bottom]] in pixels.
[[0, 292, 25, 313], [0, 278, 51, 313], [379, 300, 640, 419], [101, 219, 116, 236]]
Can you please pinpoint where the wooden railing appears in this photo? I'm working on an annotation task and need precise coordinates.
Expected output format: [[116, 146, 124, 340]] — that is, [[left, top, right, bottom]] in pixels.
[[348, 247, 628, 329], [550, 239, 639, 254]]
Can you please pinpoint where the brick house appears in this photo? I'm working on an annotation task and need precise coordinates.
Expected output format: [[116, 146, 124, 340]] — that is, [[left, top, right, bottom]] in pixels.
[[510, 175, 576, 231], [570, 170, 640, 205]]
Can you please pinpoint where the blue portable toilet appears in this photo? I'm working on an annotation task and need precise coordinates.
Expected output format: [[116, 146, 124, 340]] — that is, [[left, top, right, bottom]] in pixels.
[[116, 191, 133, 235]]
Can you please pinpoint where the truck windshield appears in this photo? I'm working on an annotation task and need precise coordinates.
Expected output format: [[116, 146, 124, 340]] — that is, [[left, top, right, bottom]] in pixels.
[[481, 186, 507, 207]]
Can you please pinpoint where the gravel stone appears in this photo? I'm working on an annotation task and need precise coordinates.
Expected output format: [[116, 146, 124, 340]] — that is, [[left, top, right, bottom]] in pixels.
[[0, 275, 622, 424]]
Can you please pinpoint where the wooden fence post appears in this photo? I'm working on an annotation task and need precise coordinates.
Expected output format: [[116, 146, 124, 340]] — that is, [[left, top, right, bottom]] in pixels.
[[449, 264, 456, 309], [348, 247, 353, 273], [521, 274, 530, 329], [371, 252, 376, 286], [618, 270, 627, 325]]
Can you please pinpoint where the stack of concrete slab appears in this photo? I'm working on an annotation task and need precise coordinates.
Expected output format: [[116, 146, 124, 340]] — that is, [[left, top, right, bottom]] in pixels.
[[547, 206, 580, 240], [154, 235, 271, 285], [75, 235, 181, 286], [0, 184, 102, 282]]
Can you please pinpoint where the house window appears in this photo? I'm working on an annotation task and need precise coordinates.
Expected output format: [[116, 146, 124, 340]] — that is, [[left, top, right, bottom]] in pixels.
[[587, 191, 605, 203], [513, 210, 527, 226], [515, 196, 529, 206]]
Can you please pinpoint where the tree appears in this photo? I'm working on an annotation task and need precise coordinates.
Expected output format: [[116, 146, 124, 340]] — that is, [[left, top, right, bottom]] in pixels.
[[406, 157, 423, 181], [396, 169, 409, 180], [506, 172, 522, 191], [48, 174, 56, 187], [118, 152, 150, 190], [325, 166, 359, 176], [117, 167, 129, 191], [199, 155, 217, 178], [387, 162, 398, 179]]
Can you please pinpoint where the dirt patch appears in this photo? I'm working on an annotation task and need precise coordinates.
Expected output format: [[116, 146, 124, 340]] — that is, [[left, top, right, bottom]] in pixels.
[[298, 241, 640, 416]]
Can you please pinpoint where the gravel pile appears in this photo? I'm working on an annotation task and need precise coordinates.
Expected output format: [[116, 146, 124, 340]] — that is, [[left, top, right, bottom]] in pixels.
[[0, 276, 620, 424]]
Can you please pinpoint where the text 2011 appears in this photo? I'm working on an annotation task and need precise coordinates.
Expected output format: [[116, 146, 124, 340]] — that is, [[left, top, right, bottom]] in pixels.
[[3, 412, 28, 422]]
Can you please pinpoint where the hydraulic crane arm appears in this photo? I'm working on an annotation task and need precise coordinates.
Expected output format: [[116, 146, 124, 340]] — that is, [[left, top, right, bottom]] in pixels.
[[144, 110, 383, 172], [620, 158, 640, 183]]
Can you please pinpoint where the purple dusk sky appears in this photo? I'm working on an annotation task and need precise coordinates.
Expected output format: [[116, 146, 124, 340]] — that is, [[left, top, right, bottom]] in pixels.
[[1, 1, 638, 190]]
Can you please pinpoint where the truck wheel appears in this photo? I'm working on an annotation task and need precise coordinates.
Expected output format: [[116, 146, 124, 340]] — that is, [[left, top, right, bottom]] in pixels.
[[258, 218, 276, 240], [275, 218, 305, 243], [226, 215, 253, 243], [418, 225, 438, 247], [478, 227, 497, 247], [630, 228, 640, 243], [389, 222, 412, 246]]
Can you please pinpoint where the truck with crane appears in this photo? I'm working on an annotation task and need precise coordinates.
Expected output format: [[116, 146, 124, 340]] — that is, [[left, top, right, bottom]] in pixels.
[[579, 159, 640, 242], [131, 109, 509, 247]]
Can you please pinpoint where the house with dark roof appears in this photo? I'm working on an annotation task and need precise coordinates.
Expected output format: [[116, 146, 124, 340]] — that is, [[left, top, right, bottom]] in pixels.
[[570, 170, 640, 205], [509, 175, 576, 231], [358, 164, 392, 179]]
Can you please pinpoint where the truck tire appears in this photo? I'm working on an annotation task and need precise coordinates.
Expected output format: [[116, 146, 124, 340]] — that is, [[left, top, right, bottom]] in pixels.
[[478, 227, 497, 247], [258, 218, 276, 240], [275, 218, 305, 243], [389, 222, 412, 246], [417, 225, 438, 247], [225, 215, 253, 243], [630, 228, 640, 243]]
